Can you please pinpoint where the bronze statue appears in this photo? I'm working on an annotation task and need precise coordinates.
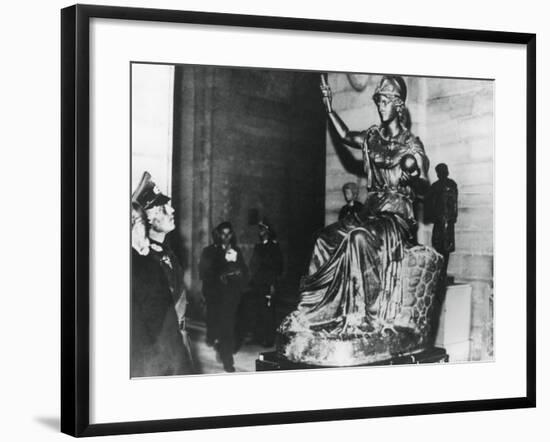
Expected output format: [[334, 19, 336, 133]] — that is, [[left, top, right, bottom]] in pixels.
[[277, 75, 443, 366]]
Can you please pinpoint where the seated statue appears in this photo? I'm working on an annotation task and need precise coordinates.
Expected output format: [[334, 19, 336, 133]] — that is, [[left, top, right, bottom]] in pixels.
[[277, 75, 443, 366]]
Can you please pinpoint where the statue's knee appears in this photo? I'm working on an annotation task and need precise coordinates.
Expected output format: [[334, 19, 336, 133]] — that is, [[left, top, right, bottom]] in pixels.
[[349, 228, 369, 247]]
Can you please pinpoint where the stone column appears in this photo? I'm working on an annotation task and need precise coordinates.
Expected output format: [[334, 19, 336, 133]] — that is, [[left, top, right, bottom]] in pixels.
[[172, 66, 216, 312]]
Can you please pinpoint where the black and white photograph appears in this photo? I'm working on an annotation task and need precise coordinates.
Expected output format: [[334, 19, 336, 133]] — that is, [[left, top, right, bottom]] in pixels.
[[1, 0, 545, 440], [130, 63, 494, 376]]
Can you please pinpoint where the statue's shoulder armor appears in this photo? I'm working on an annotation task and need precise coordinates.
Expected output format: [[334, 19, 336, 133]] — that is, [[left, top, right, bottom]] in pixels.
[[404, 131, 425, 153], [364, 125, 382, 149], [364, 125, 379, 139]]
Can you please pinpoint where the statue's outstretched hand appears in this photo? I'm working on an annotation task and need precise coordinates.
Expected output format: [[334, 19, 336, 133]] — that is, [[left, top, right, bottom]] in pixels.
[[320, 78, 333, 113]]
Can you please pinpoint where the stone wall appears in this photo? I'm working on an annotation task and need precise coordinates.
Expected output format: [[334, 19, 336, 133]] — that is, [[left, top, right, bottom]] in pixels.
[[210, 68, 326, 282], [426, 79, 494, 361], [324, 73, 494, 360]]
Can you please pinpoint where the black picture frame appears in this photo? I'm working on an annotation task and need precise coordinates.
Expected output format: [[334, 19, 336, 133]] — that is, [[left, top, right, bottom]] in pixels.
[[61, 4, 536, 437]]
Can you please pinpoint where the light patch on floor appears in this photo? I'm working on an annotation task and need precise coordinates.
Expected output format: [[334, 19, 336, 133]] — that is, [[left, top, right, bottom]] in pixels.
[[187, 322, 274, 374]]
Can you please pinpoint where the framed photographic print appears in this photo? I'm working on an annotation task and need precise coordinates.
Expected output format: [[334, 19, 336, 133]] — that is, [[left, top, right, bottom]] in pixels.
[[61, 4, 536, 437]]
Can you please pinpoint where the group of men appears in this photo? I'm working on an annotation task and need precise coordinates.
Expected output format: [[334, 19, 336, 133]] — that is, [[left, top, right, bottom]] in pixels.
[[199, 219, 283, 372]]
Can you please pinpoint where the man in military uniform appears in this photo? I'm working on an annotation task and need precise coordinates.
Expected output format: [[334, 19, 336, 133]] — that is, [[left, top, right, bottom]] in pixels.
[[249, 219, 283, 347], [131, 172, 194, 377], [427, 163, 458, 281]]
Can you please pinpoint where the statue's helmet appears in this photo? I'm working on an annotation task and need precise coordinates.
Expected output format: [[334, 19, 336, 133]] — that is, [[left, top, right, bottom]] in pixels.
[[372, 75, 407, 103]]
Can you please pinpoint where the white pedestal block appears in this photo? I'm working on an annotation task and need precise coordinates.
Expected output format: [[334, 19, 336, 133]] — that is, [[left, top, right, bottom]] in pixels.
[[435, 283, 472, 362]]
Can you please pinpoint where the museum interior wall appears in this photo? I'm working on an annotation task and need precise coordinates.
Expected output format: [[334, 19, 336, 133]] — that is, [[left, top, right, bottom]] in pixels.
[[325, 73, 494, 360]]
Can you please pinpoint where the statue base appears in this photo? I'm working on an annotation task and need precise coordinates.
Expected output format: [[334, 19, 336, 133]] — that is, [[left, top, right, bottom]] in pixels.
[[256, 347, 448, 371], [276, 325, 431, 367]]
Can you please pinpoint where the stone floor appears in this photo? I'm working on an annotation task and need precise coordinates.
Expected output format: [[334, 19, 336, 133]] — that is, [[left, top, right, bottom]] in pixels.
[[187, 320, 275, 374]]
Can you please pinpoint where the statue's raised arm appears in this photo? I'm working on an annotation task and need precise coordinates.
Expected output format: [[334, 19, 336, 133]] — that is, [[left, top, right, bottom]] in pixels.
[[320, 74, 366, 150]]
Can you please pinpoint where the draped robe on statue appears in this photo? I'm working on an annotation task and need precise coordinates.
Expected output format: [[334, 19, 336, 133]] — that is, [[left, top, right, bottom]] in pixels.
[[277, 125, 443, 366]]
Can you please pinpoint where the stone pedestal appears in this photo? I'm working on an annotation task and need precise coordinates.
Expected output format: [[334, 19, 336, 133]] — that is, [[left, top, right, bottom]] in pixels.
[[435, 283, 472, 362]]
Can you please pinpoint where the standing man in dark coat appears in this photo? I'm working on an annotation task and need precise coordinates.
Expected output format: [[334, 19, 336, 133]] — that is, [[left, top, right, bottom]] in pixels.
[[215, 222, 248, 372], [249, 220, 283, 347], [427, 163, 458, 280], [131, 172, 194, 377]]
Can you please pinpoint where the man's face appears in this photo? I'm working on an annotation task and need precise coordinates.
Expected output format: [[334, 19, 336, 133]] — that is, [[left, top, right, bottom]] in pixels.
[[343, 188, 355, 203], [147, 203, 175, 234], [375, 95, 398, 123], [436, 165, 449, 180], [259, 225, 268, 240], [220, 227, 233, 246]]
